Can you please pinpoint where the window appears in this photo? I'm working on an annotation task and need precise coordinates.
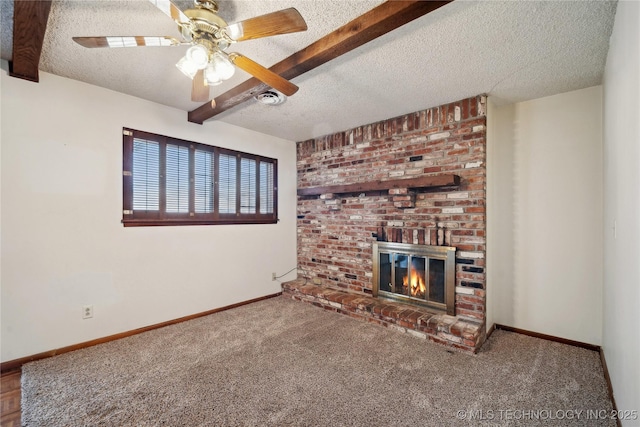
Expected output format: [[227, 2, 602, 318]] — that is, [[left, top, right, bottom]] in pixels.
[[122, 128, 278, 226]]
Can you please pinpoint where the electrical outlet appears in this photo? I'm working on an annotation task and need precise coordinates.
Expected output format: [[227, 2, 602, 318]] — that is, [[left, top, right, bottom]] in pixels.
[[272, 272, 277, 281], [82, 305, 93, 319]]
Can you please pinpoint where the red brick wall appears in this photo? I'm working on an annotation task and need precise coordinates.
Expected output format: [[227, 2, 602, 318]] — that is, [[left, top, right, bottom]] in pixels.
[[296, 95, 486, 322]]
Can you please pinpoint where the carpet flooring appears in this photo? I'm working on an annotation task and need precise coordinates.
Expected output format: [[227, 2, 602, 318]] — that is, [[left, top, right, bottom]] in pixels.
[[22, 296, 615, 426]]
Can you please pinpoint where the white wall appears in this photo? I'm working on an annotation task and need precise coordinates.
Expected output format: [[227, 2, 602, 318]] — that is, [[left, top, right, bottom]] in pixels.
[[0, 64, 298, 362], [486, 98, 515, 331], [488, 86, 604, 345], [602, 0, 640, 419]]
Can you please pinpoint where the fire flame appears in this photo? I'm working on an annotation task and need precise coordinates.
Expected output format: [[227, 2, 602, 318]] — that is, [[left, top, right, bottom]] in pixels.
[[403, 265, 426, 297]]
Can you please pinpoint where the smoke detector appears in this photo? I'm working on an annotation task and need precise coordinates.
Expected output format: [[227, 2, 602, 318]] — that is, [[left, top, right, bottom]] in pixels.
[[255, 90, 286, 105]]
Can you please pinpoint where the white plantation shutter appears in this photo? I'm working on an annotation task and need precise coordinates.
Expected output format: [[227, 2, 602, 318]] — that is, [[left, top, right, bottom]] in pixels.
[[259, 161, 274, 214], [165, 144, 190, 213], [240, 158, 257, 214], [219, 153, 237, 214], [132, 138, 160, 211], [194, 149, 214, 213]]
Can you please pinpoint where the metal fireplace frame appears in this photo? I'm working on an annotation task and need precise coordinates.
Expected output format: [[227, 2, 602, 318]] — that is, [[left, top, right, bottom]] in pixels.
[[372, 242, 456, 315]]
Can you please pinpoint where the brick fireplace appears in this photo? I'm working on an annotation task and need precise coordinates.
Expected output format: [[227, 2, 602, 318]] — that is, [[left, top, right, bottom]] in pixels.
[[283, 95, 487, 353]]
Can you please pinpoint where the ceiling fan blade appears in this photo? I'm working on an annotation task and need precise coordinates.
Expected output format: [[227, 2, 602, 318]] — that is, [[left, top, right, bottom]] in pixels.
[[73, 36, 183, 48], [228, 53, 298, 96], [191, 70, 210, 103], [147, 0, 191, 26], [224, 8, 307, 42]]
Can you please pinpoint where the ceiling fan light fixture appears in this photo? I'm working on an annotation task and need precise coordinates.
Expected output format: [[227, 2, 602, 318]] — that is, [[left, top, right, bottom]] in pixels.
[[204, 64, 223, 86], [211, 52, 235, 80], [186, 44, 210, 69], [176, 55, 198, 79], [76, 0, 308, 102]]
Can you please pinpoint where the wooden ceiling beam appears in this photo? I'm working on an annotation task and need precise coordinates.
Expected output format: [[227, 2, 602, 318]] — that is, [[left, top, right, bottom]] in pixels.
[[188, 0, 452, 124], [9, 0, 53, 82]]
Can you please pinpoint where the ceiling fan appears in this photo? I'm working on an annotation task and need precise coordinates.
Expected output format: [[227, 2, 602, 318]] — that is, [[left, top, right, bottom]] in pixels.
[[72, 0, 307, 104]]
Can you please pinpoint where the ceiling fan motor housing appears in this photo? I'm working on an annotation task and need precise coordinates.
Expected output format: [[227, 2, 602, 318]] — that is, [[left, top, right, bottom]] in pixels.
[[184, 3, 229, 51], [194, 0, 219, 13]]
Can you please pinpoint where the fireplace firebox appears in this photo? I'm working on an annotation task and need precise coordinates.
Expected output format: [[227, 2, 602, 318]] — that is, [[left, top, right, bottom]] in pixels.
[[372, 242, 456, 315]]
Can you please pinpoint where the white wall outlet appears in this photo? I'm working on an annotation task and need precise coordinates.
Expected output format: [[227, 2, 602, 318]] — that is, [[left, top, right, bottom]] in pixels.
[[272, 272, 277, 281], [82, 304, 93, 319]]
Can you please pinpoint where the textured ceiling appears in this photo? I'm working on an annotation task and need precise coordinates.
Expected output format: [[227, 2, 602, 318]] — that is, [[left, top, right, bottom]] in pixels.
[[1, 0, 617, 142]]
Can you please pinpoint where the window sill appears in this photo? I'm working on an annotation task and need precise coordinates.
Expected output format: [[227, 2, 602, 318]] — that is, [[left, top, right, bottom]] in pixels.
[[122, 218, 278, 227]]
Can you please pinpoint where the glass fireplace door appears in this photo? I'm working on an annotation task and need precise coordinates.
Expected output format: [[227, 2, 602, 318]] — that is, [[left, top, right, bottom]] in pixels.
[[373, 242, 455, 315]]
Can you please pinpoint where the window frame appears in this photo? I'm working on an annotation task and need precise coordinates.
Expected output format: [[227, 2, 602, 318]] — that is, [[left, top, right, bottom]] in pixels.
[[122, 128, 278, 227]]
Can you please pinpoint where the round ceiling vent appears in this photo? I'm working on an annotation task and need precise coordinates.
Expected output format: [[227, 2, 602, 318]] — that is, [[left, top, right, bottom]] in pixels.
[[255, 90, 286, 106]]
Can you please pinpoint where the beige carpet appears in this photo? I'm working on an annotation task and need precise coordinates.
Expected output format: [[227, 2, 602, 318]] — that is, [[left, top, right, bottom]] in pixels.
[[22, 296, 614, 426]]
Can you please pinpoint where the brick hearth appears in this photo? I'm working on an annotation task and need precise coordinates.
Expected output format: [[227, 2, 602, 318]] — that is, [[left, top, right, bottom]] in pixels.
[[290, 95, 487, 352], [283, 280, 482, 353]]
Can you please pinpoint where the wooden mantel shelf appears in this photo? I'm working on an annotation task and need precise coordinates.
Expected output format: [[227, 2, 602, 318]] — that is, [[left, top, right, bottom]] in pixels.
[[297, 174, 460, 196]]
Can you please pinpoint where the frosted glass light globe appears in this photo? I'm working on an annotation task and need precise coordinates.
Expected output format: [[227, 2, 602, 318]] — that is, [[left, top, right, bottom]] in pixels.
[[186, 44, 209, 70], [205, 64, 222, 86], [211, 52, 235, 80], [176, 55, 198, 79]]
